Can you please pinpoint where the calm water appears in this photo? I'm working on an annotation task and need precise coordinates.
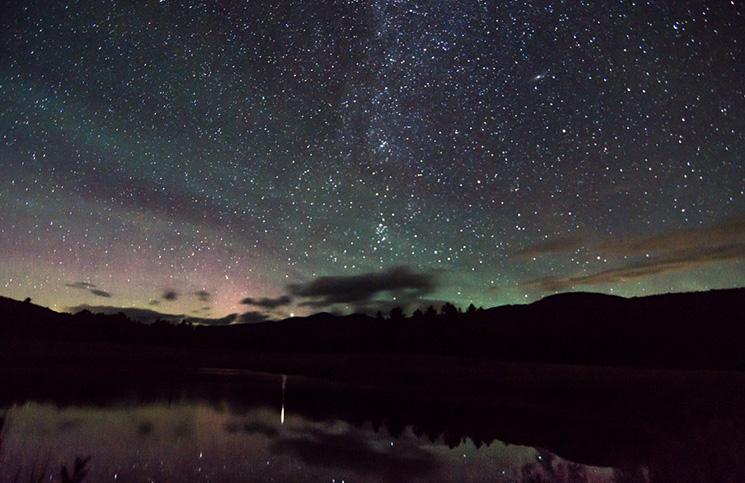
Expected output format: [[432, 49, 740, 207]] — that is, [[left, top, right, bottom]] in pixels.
[[1, 367, 744, 482]]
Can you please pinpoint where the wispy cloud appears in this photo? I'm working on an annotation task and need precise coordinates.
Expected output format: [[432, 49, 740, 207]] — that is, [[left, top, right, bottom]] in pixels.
[[523, 243, 745, 291], [65, 281, 113, 298], [514, 235, 586, 258], [516, 215, 745, 258], [517, 214, 745, 291]]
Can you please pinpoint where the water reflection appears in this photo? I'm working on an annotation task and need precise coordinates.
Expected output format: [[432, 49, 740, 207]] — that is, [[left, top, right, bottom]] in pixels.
[[0, 403, 616, 482], [1, 369, 744, 482], [0, 373, 615, 482], [281, 374, 287, 425]]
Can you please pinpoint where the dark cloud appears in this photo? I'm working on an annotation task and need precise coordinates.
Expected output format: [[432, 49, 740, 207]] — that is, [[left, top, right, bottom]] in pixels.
[[65, 281, 97, 289], [241, 295, 293, 309], [288, 266, 436, 309], [236, 311, 271, 324], [65, 281, 112, 298], [67, 304, 237, 326], [162, 289, 179, 301], [194, 290, 212, 302], [523, 243, 745, 291]]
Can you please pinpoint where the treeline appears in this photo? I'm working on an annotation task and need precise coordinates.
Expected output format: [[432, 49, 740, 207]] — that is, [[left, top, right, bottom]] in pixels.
[[2, 287, 745, 369]]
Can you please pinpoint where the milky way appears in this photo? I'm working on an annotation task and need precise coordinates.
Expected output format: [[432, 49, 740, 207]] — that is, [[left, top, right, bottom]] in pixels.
[[1, 1, 744, 319]]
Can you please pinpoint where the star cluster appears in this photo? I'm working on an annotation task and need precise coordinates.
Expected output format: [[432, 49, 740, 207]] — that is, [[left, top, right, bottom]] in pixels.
[[1, 1, 744, 317]]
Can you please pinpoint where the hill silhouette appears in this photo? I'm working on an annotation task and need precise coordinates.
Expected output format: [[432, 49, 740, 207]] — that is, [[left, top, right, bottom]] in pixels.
[[2, 287, 745, 370]]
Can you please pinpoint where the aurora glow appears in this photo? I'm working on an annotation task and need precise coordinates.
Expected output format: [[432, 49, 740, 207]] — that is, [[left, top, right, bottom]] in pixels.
[[1, 1, 744, 320]]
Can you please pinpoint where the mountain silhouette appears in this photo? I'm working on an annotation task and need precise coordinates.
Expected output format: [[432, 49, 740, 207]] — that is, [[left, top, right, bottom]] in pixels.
[[1, 287, 745, 370]]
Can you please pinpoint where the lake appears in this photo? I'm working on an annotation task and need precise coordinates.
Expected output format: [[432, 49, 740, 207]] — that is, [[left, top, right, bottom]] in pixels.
[[1, 365, 744, 482]]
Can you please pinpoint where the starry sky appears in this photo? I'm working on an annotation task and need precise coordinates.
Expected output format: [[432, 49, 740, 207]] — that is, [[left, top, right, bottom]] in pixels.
[[1, 1, 744, 321]]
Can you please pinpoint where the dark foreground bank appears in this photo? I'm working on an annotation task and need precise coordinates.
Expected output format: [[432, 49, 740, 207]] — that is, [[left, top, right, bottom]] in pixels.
[[2, 287, 745, 370], [2, 363, 745, 482]]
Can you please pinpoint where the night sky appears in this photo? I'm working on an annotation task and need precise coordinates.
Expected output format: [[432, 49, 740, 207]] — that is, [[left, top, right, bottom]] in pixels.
[[1, 1, 744, 321]]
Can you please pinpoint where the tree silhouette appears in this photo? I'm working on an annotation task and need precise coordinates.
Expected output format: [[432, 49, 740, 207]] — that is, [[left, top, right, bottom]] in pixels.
[[389, 307, 404, 321], [425, 305, 438, 319], [441, 302, 458, 318], [466, 303, 477, 315]]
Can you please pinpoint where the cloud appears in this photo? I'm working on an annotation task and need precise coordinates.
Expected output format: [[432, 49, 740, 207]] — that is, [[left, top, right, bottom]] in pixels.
[[241, 295, 293, 309], [288, 266, 436, 309], [65, 281, 113, 298], [236, 311, 271, 324], [194, 290, 212, 302], [65, 282, 97, 289], [162, 289, 179, 301], [66, 164, 276, 235], [517, 214, 745, 291], [514, 235, 586, 258], [67, 304, 237, 326], [599, 215, 745, 256], [523, 243, 745, 291], [516, 214, 745, 258]]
